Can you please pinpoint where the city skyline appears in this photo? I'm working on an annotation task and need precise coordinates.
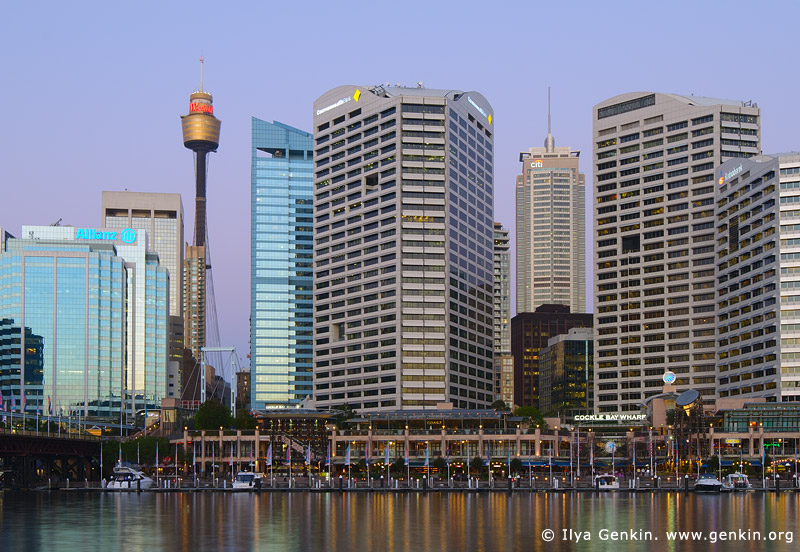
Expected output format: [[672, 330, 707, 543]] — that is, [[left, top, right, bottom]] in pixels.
[[3, 1, 800, 366]]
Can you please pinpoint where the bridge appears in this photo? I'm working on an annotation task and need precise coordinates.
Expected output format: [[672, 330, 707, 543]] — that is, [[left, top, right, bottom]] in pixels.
[[0, 412, 135, 489], [0, 428, 100, 488]]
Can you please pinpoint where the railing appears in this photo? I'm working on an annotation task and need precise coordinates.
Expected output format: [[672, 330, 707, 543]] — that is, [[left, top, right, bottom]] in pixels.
[[0, 426, 101, 441]]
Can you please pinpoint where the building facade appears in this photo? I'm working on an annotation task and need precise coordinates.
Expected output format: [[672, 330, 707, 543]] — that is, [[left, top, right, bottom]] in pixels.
[[592, 93, 761, 413], [493, 222, 512, 404], [516, 133, 585, 313], [102, 191, 185, 398], [511, 305, 592, 409], [0, 226, 168, 417], [250, 119, 314, 409], [312, 85, 495, 412], [716, 153, 800, 402], [539, 327, 594, 417]]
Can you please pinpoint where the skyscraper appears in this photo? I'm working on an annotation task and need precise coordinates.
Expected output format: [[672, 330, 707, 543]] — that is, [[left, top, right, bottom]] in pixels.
[[101, 192, 184, 317], [312, 85, 495, 411], [516, 92, 585, 313], [592, 93, 760, 412], [180, 59, 221, 361], [102, 191, 186, 400], [0, 225, 169, 417], [493, 222, 513, 404], [250, 119, 314, 409], [511, 305, 592, 408], [539, 327, 593, 417], [716, 153, 800, 402]]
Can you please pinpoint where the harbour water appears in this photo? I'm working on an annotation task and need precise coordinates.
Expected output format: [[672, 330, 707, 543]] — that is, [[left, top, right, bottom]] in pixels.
[[1, 491, 798, 551]]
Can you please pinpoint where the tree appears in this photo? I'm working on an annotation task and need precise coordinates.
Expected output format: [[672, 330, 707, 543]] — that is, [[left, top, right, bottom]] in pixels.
[[432, 456, 447, 474], [194, 399, 233, 430], [706, 454, 720, 473], [514, 406, 546, 428], [331, 404, 356, 429], [510, 457, 523, 475], [391, 457, 406, 475], [233, 409, 256, 430], [470, 456, 485, 476], [491, 400, 509, 411]]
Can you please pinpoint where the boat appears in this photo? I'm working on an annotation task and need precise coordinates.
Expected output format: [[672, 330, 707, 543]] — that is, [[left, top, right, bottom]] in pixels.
[[594, 474, 620, 490], [722, 472, 753, 492], [106, 465, 155, 490], [693, 473, 722, 493], [232, 471, 263, 490]]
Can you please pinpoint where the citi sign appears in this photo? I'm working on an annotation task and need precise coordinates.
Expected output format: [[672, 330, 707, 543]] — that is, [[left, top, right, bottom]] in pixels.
[[530, 160, 543, 168], [189, 102, 214, 115], [75, 228, 137, 244]]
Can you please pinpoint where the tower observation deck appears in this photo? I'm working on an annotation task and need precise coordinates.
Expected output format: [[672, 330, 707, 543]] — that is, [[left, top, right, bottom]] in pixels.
[[180, 58, 221, 247]]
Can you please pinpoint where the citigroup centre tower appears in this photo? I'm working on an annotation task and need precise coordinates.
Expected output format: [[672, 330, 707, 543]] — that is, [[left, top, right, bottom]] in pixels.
[[0, 225, 168, 418]]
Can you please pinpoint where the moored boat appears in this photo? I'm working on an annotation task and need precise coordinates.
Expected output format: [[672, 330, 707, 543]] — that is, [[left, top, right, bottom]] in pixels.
[[232, 471, 263, 490], [594, 474, 620, 490], [106, 465, 155, 490], [693, 473, 722, 493], [721, 472, 753, 492]]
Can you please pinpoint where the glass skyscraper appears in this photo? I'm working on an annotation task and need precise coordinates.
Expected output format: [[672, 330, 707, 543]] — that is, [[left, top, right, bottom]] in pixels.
[[250, 119, 314, 409], [0, 226, 168, 417]]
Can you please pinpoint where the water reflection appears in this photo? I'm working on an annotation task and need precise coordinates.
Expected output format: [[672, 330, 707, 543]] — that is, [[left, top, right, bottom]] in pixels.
[[0, 491, 797, 551]]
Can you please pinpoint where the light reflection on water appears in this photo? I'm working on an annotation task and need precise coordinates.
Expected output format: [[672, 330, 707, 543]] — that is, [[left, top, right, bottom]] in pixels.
[[0, 491, 797, 552]]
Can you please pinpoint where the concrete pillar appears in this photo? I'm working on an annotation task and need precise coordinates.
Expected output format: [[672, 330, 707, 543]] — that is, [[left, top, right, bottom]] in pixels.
[[748, 427, 754, 457], [535, 427, 541, 457], [515, 427, 521, 457], [479, 427, 484, 458]]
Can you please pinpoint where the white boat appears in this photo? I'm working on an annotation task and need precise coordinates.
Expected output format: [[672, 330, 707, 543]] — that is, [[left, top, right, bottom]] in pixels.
[[693, 473, 723, 493], [232, 471, 263, 490], [722, 472, 753, 492], [106, 465, 155, 490], [595, 474, 620, 490]]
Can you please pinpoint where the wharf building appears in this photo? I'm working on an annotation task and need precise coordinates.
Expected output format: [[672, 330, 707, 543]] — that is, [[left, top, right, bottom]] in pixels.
[[102, 191, 185, 399], [592, 92, 760, 413], [250, 119, 314, 409], [312, 85, 496, 412], [0, 225, 168, 417], [493, 222, 513, 405], [538, 327, 594, 417], [716, 153, 800, 402], [516, 95, 585, 313], [511, 305, 592, 409]]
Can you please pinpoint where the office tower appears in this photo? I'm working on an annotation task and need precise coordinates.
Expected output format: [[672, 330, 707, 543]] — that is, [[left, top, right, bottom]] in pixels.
[[493, 222, 513, 404], [184, 245, 206, 360], [312, 85, 495, 412], [101, 192, 186, 396], [593, 92, 760, 412], [102, 192, 184, 317], [539, 327, 593, 417], [511, 305, 592, 408], [180, 58, 221, 362], [716, 153, 800, 402], [250, 119, 314, 409], [516, 93, 585, 312], [0, 225, 168, 416]]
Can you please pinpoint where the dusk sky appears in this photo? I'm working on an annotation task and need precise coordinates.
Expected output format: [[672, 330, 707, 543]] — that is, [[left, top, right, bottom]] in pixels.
[[2, 1, 798, 367]]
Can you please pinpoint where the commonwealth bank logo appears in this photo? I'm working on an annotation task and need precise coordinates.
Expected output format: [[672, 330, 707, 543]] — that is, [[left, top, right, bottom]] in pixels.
[[354, 89, 361, 102]]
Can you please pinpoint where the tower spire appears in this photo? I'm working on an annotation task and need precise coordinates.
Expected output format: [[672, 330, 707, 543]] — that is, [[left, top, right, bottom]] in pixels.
[[544, 86, 555, 153], [548, 86, 551, 134], [199, 56, 204, 92]]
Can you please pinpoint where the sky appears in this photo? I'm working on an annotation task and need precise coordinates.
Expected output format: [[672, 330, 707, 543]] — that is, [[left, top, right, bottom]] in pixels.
[[2, 0, 799, 368]]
